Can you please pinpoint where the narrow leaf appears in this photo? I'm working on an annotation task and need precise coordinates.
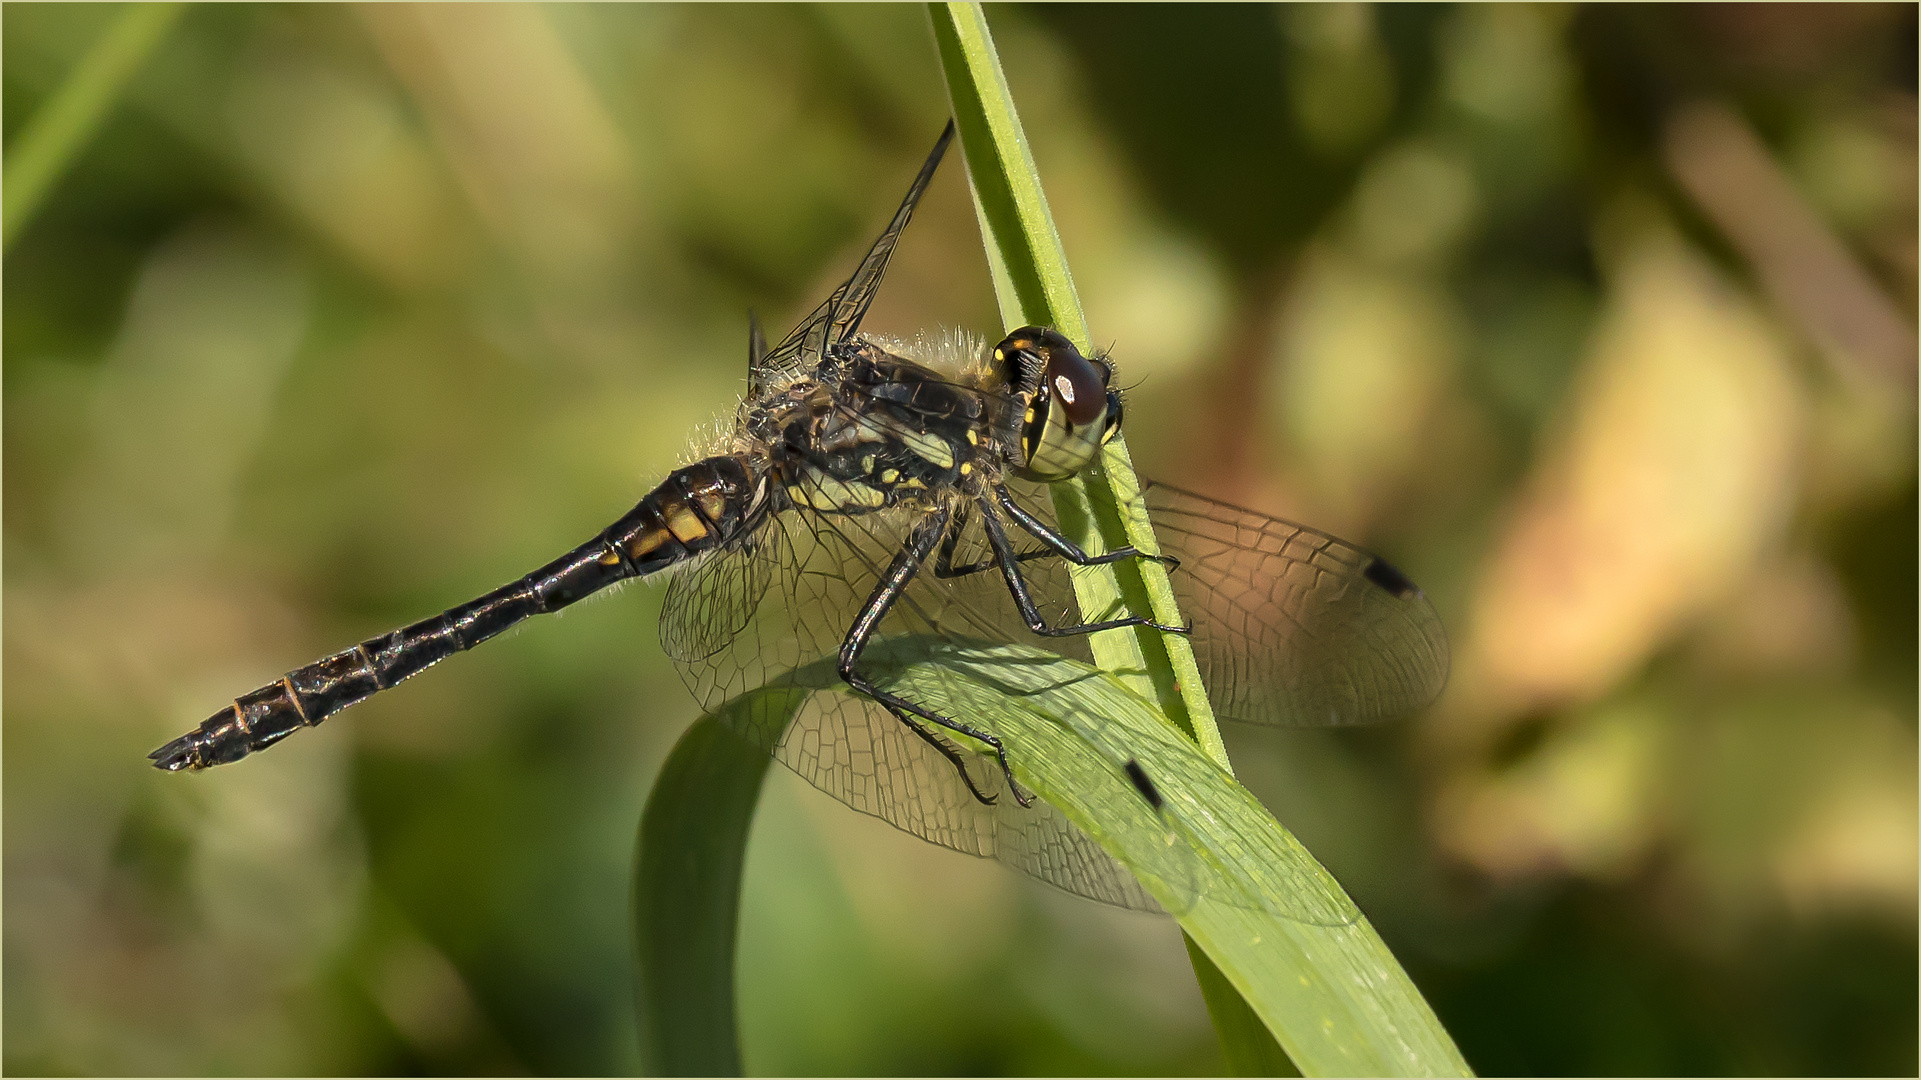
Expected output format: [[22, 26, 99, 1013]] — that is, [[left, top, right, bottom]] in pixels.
[[633, 699, 791, 1076], [930, 1, 1228, 775], [1187, 935, 1303, 1078], [638, 639, 1470, 1075], [929, 4, 1470, 1075]]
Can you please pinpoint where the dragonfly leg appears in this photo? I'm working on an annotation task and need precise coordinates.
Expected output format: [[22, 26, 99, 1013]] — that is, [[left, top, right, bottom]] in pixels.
[[995, 484, 1180, 571], [978, 497, 1190, 638], [887, 706, 1000, 806], [838, 505, 1033, 808], [933, 502, 1052, 580]]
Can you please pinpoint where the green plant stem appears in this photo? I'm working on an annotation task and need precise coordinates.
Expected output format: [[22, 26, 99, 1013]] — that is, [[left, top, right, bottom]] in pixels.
[[3, 2, 185, 253], [928, 1, 1230, 773], [930, 3, 1280, 1070]]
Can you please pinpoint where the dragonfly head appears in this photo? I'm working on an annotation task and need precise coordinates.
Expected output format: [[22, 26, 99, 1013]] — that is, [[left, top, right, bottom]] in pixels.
[[994, 326, 1122, 483]]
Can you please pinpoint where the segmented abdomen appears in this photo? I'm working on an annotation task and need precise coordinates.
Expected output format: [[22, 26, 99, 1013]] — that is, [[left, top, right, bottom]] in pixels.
[[151, 455, 766, 771]]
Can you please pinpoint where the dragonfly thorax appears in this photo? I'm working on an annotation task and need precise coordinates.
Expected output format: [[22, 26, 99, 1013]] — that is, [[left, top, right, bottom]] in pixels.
[[759, 341, 995, 516]]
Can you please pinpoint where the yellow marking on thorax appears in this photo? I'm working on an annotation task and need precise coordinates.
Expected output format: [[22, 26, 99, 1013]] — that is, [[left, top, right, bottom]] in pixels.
[[863, 412, 955, 469], [790, 472, 886, 511], [895, 429, 953, 469]]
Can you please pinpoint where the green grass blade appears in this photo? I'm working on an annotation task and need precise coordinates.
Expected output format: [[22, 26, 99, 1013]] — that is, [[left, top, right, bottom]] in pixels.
[[1186, 935, 1303, 1078], [636, 638, 1470, 1075], [2, 2, 185, 253], [632, 699, 791, 1077], [929, 4, 1470, 1074], [929, 1, 1227, 770]]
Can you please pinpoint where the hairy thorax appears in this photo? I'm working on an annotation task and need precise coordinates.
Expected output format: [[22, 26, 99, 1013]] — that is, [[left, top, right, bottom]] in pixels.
[[751, 339, 1014, 517]]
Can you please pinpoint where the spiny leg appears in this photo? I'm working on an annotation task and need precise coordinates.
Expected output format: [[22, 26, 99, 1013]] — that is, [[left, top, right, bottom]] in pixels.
[[933, 501, 1053, 580], [994, 483, 1180, 572], [977, 496, 1190, 638], [837, 504, 1032, 808], [888, 706, 998, 806]]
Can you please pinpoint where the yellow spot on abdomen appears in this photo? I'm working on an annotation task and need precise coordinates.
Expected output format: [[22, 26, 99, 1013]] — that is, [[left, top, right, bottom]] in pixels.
[[665, 508, 707, 543], [628, 528, 668, 558]]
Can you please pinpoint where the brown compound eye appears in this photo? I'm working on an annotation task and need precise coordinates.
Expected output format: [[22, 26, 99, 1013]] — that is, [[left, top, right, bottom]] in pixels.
[[995, 326, 1110, 427], [1050, 353, 1106, 427], [1020, 327, 1106, 427]]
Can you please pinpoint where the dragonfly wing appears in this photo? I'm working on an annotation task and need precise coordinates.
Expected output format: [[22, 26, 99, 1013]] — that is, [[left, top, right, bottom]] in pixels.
[[660, 526, 783, 667], [754, 122, 956, 386], [775, 688, 1169, 913], [667, 494, 1166, 913], [1144, 483, 1450, 727]]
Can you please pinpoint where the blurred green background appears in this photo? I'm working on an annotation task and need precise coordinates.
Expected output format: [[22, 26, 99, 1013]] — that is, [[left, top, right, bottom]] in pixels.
[[5, 3, 1914, 1075]]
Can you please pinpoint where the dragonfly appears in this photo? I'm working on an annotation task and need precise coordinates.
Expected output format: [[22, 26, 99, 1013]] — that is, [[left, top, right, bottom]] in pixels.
[[152, 121, 1448, 917]]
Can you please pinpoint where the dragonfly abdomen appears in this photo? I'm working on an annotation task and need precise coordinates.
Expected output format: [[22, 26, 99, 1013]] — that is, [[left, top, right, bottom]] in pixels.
[[150, 455, 767, 771]]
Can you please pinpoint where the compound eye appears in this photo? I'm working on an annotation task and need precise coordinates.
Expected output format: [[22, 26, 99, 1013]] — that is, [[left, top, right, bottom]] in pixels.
[[1041, 335, 1107, 427]]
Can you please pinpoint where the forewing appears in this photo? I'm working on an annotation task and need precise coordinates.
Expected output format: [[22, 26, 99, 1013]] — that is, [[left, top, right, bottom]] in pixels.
[[671, 490, 1163, 913], [1145, 483, 1449, 727], [754, 122, 956, 388]]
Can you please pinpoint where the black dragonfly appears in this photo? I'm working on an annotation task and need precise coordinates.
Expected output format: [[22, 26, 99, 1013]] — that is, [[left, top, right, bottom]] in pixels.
[[152, 122, 1448, 915]]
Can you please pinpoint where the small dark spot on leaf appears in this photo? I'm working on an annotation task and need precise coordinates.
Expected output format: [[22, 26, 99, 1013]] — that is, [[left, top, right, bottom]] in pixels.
[[1123, 758, 1164, 810]]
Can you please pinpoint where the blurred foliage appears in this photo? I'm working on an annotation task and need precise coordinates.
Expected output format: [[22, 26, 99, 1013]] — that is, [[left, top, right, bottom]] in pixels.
[[4, 3, 1914, 1076]]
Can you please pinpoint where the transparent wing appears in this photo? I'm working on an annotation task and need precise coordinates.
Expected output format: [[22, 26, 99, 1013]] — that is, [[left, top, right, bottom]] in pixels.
[[660, 530, 778, 665], [657, 468, 1419, 922], [1144, 482, 1450, 728], [751, 122, 956, 392], [665, 477, 1168, 914]]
